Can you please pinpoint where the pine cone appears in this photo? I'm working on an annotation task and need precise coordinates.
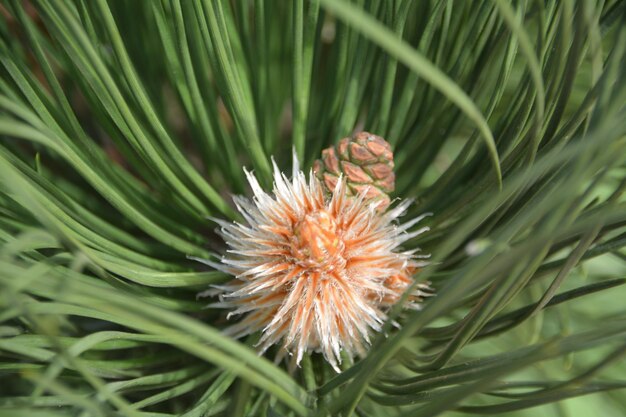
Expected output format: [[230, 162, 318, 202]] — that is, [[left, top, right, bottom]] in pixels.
[[313, 132, 395, 211]]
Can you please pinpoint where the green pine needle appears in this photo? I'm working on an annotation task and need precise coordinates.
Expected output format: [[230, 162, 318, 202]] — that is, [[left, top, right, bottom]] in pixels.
[[0, 1, 625, 416]]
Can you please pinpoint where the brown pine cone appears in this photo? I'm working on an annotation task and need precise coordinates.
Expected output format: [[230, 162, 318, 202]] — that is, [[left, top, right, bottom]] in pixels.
[[313, 132, 395, 211]]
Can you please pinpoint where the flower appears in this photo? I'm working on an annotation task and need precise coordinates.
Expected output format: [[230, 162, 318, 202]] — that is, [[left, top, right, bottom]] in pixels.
[[199, 155, 431, 371]]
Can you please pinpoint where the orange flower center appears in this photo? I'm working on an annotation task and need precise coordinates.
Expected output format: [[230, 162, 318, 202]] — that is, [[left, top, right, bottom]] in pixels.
[[292, 209, 344, 269]]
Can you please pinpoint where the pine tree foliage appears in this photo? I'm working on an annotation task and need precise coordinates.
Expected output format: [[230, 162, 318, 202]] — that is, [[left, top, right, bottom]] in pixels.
[[0, 1, 625, 416]]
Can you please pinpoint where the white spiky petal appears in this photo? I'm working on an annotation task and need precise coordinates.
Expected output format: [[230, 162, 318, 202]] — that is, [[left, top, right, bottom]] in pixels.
[[205, 157, 431, 372]]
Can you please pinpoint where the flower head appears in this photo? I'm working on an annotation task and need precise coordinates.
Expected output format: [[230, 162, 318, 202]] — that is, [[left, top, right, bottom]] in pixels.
[[204, 156, 431, 371]]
